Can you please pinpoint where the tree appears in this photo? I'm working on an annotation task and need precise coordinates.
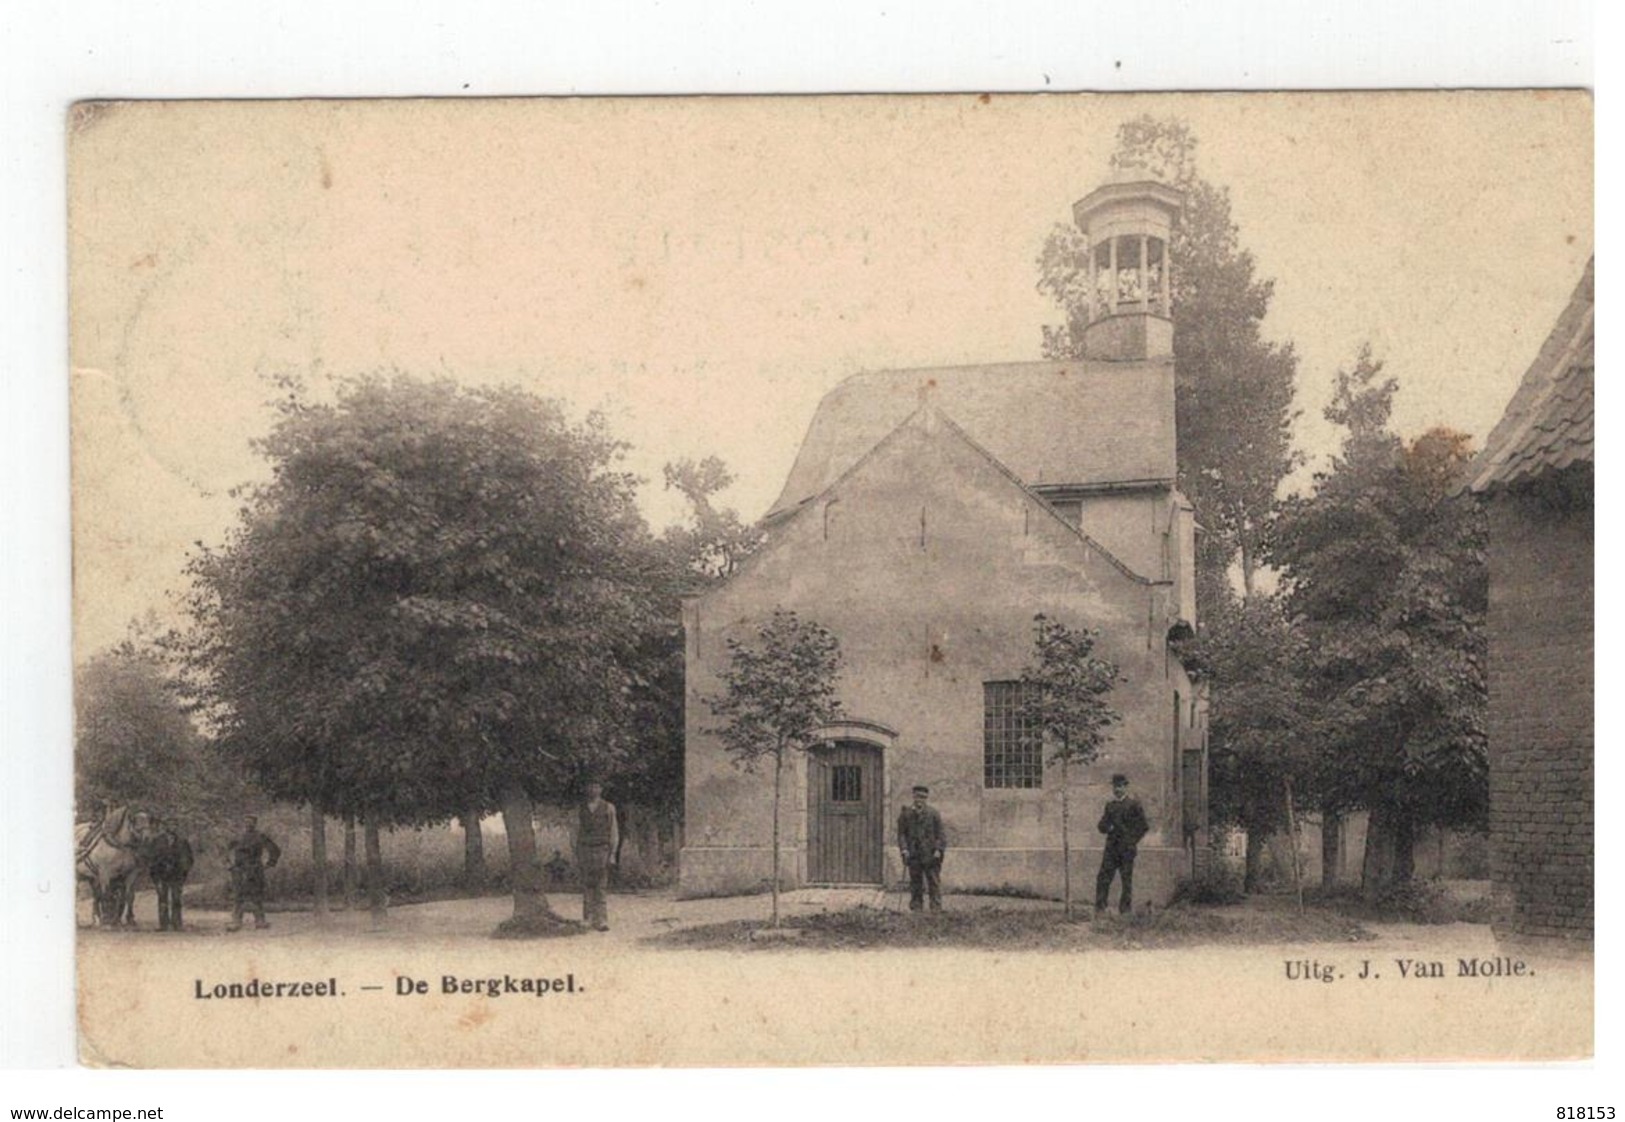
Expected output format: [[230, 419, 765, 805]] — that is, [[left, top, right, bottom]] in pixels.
[[76, 642, 200, 814], [1182, 594, 1317, 894], [458, 807, 487, 890], [660, 456, 765, 586], [1016, 615, 1123, 918], [607, 456, 765, 877], [705, 610, 843, 927], [1270, 347, 1489, 897], [178, 373, 662, 930], [1038, 116, 1300, 606], [77, 632, 255, 832]]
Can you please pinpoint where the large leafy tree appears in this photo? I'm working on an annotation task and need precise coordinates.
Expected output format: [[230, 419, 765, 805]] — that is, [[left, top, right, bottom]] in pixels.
[[1270, 347, 1488, 896], [76, 641, 199, 815], [609, 457, 765, 875], [1038, 116, 1300, 605], [705, 610, 842, 927], [1017, 614, 1122, 918], [178, 374, 661, 928], [1184, 594, 1317, 892], [78, 637, 260, 928]]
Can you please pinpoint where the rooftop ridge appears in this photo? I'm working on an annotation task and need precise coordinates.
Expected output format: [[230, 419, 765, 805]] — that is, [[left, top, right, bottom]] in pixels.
[[1467, 257, 1595, 494], [768, 358, 1178, 518]]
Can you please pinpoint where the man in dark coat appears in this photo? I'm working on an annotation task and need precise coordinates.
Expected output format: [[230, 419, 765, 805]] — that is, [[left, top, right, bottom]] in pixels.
[[225, 815, 281, 932], [896, 785, 947, 912], [1096, 774, 1149, 914], [575, 780, 618, 931], [147, 817, 194, 932]]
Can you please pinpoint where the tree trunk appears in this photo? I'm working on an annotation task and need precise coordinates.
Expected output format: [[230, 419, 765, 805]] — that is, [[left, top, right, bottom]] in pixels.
[[615, 805, 658, 883], [1243, 828, 1267, 894], [363, 818, 385, 928], [1060, 755, 1072, 919], [770, 749, 783, 928], [1395, 817, 1417, 884], [342, 815, 358, 911], [460, 809, 486, 890], [1321, 811, 1342, 891], [1239, 537, 1257, 606], [498, 781, 551, 921], [310, 806, 328, 918], [613, 803, 630, 877], [1361, 804, 1417, 900], [1283, 779, 1303, 912], [658, 809, 680, 876]]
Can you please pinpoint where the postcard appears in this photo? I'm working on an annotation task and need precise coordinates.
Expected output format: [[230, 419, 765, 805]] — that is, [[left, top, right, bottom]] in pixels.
[[69, 92, 1593, 1066]]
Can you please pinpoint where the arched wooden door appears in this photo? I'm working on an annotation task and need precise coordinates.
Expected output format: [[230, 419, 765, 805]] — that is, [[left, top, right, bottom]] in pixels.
[[807, 740, 884, 884]]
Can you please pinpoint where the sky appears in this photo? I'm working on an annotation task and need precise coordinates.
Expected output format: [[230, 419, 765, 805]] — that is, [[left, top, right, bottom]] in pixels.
[[68, 92, 1592, 656]]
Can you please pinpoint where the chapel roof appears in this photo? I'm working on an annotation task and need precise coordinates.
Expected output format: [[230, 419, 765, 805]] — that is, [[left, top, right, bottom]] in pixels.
[[1467, 258, 1595, 494], [766, 359, 1176, 519]]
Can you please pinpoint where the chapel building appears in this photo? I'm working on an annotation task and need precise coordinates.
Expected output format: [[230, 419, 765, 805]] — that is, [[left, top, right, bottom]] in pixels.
[[680, 176, 1210, 902]]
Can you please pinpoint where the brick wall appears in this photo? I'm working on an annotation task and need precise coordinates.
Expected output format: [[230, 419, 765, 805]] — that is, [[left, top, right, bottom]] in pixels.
[[1485, 483, 1593, 942]]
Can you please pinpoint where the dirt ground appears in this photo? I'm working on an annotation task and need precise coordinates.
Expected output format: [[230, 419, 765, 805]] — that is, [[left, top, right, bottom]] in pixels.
[[76, 884, 1592, 1066], [82, 884, 975, 944], [82, 881, 1527, 957]]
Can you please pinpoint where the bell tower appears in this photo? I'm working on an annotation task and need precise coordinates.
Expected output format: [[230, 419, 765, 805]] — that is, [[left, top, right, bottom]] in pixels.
[[1071, 174, 1183, 362]]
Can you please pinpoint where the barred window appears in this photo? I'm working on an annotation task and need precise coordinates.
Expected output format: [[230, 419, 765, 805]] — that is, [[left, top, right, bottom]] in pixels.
[[831, 764, 862, 802], [984, 681, 1042, 789]]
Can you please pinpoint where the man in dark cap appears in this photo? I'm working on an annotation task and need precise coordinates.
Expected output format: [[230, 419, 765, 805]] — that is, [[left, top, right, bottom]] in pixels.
[[896, 785, 947, 912], [1096, 774, 1149, 914], [147, 817, 194, 931], [574, 779, 618, 931], [225, 814, 281, 932]]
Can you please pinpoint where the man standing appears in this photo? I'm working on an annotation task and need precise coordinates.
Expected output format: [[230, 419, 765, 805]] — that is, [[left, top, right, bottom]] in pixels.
[[147, 817, 194, 932], [1096, 774, 1149, 914], [896, 785, 947, 913], [575, 780, 618, 932], [121, 811, 155, 928], [225, 814, 281, 932]]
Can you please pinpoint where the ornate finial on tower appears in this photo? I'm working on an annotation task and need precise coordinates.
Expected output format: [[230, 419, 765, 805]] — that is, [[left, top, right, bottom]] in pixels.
[[1071, 177, 1184, 361]]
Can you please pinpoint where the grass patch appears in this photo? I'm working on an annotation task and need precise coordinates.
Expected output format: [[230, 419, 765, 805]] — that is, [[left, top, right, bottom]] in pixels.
[[953, 884, 1061, 902], [674, 881, 774, 901], [1171, 863, 1247, 906], [651, 902, 1372, 952], [490, 911, 587, 940], [1308, 880, 1491, 925]]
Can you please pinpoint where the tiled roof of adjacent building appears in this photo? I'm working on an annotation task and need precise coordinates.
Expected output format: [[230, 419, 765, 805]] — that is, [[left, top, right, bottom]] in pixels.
[[1467, 258, 1594, 493], [766, 359, 1177, 519]]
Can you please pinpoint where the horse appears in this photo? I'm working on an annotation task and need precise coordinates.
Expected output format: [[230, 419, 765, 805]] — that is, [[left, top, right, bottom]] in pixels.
[[75, 805, 149, 927]]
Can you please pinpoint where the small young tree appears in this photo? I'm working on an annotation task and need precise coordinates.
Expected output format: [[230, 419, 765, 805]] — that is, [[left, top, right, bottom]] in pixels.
[[1018, 614, 1123, 918], [706, 610, 842, 927]]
